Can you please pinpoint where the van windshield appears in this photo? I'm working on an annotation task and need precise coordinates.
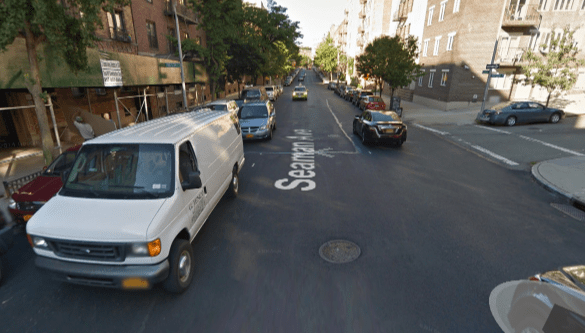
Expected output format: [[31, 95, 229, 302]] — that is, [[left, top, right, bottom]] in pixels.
[[61, 144, 175, 199], [239, 105, 268, 119]]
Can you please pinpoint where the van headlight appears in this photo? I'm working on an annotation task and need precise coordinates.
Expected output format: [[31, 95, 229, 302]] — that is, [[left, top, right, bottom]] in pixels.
[[127, 239, 161, 257], [8, 198, 17, 210], [28, 235, 49, 249]]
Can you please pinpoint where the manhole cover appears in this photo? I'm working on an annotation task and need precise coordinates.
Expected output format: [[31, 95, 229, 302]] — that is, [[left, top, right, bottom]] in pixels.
[[319, 240, 361, 264], [551, 203, 585, 222]]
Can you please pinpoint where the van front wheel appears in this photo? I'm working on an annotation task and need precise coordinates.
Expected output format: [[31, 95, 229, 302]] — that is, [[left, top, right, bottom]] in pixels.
[[164, 239, 194, 293]]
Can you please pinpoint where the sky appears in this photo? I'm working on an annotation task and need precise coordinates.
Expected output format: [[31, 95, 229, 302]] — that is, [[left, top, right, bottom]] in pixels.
[[247, 0, 347, 51]]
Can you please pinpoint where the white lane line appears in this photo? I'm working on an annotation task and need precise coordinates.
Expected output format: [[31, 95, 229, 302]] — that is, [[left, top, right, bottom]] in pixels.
[[474, 125, 512, 134], [470, 145, 519, 166], [251, 163, 255, 167], [518, 135, 584, 156], [413, 123, 450, 135], [326, 99, 360, 153]]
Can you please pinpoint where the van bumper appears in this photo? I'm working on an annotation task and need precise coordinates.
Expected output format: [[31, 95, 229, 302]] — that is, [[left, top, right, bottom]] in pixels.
[[35, 255, 169, 289]]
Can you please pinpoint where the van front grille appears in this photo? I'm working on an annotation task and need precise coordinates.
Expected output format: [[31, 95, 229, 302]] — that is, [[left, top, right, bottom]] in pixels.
[[48, 240, 125, 262]]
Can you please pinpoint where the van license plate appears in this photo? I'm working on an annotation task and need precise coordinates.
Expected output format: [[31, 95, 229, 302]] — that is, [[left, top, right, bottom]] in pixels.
[[246, 134, 254, 138], [122, 278, 149, 289]]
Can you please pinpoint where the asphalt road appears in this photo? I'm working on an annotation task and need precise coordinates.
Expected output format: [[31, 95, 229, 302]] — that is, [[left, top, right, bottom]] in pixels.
[[2, 71, 585, 333]]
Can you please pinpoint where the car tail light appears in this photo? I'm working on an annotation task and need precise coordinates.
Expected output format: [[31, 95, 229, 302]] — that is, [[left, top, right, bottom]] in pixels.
[[529, 275, 541, 282]]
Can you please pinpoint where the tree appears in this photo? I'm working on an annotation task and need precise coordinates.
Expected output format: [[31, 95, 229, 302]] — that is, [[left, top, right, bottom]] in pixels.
[[314, 34, 338, 81], [520, 26, 585, 107], [185, 0, 241, 101], [356, 35, 423, 98], [337, 53, 348, 84], [0, 0, 127, 165]]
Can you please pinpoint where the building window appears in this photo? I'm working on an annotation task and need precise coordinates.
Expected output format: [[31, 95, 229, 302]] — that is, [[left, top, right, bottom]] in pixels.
[[439, 1, 447, 21], [454, 0, 460, 12], [447, 32, 456, 51], [428, 72, 435, 88], [427, 6, 434, 26], [418, 70, 425, 86], [107, 11, 127, 41], [433, 37, 441, 56], [440, 70, 449, 86], [146, 21, 158, 49], [423, 39, 429, 56], [168, 28, 177, 54], [539, 0, 548, 10]]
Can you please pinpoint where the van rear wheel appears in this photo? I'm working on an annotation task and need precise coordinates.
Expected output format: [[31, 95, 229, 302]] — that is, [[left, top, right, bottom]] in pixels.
[[164, 239, 194, 293], [228, 166, 239, 197]]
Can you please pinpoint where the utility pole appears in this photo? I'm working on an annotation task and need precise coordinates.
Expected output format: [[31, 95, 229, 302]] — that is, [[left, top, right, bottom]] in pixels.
[[481, 39, 499, 112], [174, 2, 189, 110]]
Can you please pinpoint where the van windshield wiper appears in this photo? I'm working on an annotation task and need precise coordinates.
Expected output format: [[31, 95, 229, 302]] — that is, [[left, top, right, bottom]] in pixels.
[[106, 185, 160, 198]]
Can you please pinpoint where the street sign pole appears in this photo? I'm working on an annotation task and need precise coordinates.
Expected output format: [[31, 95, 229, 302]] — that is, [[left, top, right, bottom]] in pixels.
[[481, 39, 499, 112], [174, 4, 189, 109]]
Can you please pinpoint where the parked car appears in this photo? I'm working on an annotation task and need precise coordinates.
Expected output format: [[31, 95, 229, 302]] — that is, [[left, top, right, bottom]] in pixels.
[[238, 101, 276, 141], [490, 266, 585, 333], [359, 96, 386, 111], [292, 85, 308, 101], [335, 83, 345, 96], [8, 145, 81, 224], [265, 85, 277, 101], [328, 82, 337, 90], [353, 90, 373, 106], [0, 204, 14, 284], [284, 77, 293, 86], [476, 101, 564, 126], [239, 86, 269, 104], [345, 88, 357, 102], [353, 110, 407, 146], [204, 99, 239, 116], [27, 110, 245, 293], [341, 86, 354, 99]]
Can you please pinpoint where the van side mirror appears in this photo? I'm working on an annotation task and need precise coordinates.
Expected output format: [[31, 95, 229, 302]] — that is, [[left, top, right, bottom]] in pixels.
[[61, 170, 70, 183], [182, 171, 202, 190], [354, 115, 360, 119]]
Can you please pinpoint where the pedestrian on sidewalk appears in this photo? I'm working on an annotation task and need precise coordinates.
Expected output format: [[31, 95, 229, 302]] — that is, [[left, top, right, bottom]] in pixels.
[[73, 116, 95, 141]]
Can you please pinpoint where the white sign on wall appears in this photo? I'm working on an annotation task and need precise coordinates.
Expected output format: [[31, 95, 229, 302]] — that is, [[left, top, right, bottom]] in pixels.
[[100, 59, 123, 87]]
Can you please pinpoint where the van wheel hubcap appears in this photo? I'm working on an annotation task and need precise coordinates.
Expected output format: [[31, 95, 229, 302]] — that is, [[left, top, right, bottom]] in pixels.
[[178, 251, 191, 283]]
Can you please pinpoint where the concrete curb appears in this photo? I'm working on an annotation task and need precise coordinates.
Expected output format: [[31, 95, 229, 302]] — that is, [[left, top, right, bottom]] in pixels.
[[531, 162, 573, 201]]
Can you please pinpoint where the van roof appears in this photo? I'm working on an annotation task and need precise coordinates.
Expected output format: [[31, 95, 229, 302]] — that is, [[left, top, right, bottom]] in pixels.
[[89, 110, 227, 145]]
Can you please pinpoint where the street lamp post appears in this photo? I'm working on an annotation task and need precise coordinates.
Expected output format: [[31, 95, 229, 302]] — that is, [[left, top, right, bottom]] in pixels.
[[173, 2, 189, 110]]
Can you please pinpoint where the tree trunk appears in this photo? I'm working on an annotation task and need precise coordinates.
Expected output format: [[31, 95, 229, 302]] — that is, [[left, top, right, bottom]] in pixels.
[[380, 81, 385, 97], [24, 21, 54, 166], [546, 91, 552, 107], [210, 77, 216, 102]]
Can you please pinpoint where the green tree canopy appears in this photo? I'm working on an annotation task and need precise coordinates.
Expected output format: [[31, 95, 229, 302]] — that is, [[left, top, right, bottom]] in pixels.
[[520, 26, 585, 106], [314, 34, 338, 81], [0, 0, 128, 164], [356, 35, 423, 97]]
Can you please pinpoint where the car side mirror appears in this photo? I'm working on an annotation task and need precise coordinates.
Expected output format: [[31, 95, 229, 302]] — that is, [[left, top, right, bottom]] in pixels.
[[354, 115, 360, 119], [61, 170, 70, 183], [182, 171, 202, 190]]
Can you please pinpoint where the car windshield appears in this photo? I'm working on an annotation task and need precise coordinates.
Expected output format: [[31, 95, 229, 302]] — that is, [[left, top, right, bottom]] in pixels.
[[208, 104, 227, 111], [295, 87, 307, 92], [242, 90, 261, 99], [61, 144, 174, 199], [370, 97, 383, 102], [372, 112, 401, 122], [43, 151, 78, 176], [239, 105, 268, 119]]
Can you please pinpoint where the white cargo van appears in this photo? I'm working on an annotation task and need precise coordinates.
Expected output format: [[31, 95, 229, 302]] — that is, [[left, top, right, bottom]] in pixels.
[[26, 110, 244, 293]]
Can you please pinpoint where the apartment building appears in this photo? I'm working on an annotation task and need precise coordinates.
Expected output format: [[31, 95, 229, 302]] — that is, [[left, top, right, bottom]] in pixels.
[[413, 0, 585, 110], [0, 0, 245, 150]]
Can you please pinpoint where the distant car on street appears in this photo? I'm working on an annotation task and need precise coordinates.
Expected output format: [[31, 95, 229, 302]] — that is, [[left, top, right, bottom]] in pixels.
[[298, 75, 305, 82], [328, 82, 337, 90], [359, 96, 386, 111], [265, 85, 277, 101], [476, 101, 564, 126], [204, 100, 239, 116], [238, 101, 276, 141], [353, 110, 407, 146], [335, 83, 345, 96], [8, 145, 81, 223], [353, 90, 374, 106], [292, 85, 308, 101], [345, 88, 357, 102], [341, 86, 354, 99], [284, 77, 293, 86]]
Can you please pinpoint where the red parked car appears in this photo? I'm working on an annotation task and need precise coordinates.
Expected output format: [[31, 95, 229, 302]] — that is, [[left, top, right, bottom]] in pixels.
[[8, 145, 81, 223], [359, 96, 386, 111]]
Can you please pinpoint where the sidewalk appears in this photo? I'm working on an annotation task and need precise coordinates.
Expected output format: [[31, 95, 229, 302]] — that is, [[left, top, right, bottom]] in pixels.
[[532, 157, 585, 207]]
